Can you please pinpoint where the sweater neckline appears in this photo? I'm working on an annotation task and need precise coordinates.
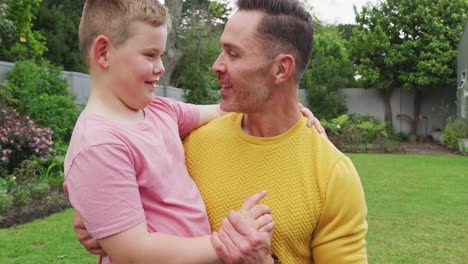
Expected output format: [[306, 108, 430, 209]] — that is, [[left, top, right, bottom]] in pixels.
[[234, 113, 306, 145]]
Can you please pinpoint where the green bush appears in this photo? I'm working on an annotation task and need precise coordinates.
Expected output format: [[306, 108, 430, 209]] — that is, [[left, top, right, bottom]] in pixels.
[[181, 65, 220, 104], [0, 176, 16, 192], [11, 186, 30, 206], [6, 159, 49, 207], [304, 83, 348, 120], [322, 113, 400, 152], [33, 155, 64, 189], [10, 160, 42, 186], [0, 189, 13, 214], [440, 117, 468, 151], [30, 181, 49, 200], [4, 60, 80, 142]]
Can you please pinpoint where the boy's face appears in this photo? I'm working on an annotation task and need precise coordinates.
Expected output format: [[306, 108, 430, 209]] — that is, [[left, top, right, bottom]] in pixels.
[[107, 21, 167, 110]]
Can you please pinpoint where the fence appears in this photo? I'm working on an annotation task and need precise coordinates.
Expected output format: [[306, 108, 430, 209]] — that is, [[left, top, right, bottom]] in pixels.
[[0, 61, 456, 135]]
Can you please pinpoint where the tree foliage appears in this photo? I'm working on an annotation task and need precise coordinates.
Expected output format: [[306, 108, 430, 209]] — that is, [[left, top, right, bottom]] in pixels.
[[174, 0, 230, 104], [351, 0, 468, 137], [0, 0, 47, 61], [159, 0, 230, 88], [0, 3, 16, 50], [301, 26, 354, 120], [34, 0, 86, 72]]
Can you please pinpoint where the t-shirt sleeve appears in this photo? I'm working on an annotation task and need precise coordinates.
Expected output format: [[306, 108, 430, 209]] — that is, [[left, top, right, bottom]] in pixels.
[[311, 156, 368, 263], [159, 97, 200, 139], [65, 143, 146, 240]]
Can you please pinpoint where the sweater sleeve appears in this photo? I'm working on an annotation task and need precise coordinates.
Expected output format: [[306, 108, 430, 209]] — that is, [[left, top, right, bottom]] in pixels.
[[311, 156, 368, 264]]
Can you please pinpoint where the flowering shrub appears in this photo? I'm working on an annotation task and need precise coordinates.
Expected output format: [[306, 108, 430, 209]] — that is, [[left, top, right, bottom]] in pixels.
[[4, 60, 80, 142], [0, 106, 56, 174]]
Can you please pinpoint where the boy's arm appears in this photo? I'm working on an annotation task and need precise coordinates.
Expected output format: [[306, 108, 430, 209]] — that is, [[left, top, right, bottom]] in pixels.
[[71, 189, 274, 263], [98, 222, 220, 264], [195, 104, 226, 127]]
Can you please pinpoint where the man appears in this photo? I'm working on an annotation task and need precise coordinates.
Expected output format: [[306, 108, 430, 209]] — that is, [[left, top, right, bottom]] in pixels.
[[184, 0, 368, 263], [74, 0, 367, 263]]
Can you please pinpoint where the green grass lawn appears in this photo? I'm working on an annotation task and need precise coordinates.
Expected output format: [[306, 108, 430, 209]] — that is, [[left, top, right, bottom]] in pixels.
[[0, 209, 96, 264], [348, 154, 467, 264], [0, 154, 466, 263]]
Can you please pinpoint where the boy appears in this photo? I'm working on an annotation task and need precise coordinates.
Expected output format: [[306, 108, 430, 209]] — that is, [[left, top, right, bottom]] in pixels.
[[64, 0, 274, 263]]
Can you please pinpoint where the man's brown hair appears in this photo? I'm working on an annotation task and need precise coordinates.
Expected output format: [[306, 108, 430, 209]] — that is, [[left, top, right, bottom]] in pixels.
[[236, 0, 313, 79], [79, 0, 171, 68]]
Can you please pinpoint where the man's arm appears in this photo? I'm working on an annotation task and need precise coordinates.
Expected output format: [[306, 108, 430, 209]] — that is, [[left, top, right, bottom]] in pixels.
[[311, 157, 368, 263]]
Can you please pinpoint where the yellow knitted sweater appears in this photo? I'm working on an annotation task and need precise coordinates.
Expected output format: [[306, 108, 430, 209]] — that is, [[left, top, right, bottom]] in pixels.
[[184, 113, 368, 264]]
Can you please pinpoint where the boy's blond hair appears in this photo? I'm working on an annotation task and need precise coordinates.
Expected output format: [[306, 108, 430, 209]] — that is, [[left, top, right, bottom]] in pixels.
[[79, 0, 171, 68]]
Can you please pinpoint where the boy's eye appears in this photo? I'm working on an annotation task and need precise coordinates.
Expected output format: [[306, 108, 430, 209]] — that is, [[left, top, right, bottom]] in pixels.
[[145, 53, 156, 58]]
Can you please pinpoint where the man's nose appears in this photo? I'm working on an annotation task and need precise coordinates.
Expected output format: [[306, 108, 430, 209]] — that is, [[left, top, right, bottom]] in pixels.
[[212, 54, 226, 73]]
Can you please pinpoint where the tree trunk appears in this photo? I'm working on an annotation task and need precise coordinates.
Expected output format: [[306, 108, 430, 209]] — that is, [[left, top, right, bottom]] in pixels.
[[161, 0, 184, 87], [410, 89, 423, 142], [383, 88, 394, 128]]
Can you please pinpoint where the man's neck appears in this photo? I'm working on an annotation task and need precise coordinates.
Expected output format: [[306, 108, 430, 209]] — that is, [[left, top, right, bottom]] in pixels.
[[241, 94, 301, 137]]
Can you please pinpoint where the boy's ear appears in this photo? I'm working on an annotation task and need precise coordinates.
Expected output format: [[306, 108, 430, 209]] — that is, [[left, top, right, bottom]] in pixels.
[[272, 54, 295, 85], [93, 35, 111, 69]]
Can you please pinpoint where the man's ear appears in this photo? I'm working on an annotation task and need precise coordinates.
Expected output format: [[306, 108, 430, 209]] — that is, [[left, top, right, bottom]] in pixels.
[[93, 35, 111, 70], [272, 54, 295, 85]]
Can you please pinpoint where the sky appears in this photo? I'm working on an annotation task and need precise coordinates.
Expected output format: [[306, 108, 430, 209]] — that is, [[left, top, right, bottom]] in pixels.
[[309, 0, 380, 24]]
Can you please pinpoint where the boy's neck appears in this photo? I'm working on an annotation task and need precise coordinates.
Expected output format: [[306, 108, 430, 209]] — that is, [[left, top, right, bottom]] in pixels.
[[85, 78, 145, 125]]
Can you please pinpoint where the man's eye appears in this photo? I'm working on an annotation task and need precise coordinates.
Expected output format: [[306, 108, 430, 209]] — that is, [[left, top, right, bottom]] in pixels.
[[228, 51, 238, 57], [145, 53, 156, 59]]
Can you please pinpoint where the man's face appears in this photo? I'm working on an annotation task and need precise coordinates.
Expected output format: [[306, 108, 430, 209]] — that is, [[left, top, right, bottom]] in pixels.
[[212, 10, 275, 113]]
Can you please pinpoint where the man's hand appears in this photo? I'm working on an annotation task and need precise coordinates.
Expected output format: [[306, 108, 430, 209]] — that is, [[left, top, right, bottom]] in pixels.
[[64, 182, 106, 256], [211, 190, 275, 264], [73, 211, 107, 255], [298, 103, 327, 138]]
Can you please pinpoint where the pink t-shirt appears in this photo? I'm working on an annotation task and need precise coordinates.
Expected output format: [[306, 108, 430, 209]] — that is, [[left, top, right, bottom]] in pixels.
[[64, 97, 211, 264]]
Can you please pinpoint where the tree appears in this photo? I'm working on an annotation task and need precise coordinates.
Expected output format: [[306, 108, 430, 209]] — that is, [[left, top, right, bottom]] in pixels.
[[0, 2, 17, 51], [34, 0, 86, 72], [301, 25, 354, 120], [1, 0, 47, 61], [351, 0, 468, 139], [163, 0, 230, 87], [351, 2, 402, 127], [161, 0, 185, 87], [170, 0, 230, 103]]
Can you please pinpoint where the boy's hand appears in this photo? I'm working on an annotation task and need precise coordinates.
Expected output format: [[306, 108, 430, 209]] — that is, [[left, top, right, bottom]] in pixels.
[[211, 190, 275, 264], [298, 103, 327, 138]]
